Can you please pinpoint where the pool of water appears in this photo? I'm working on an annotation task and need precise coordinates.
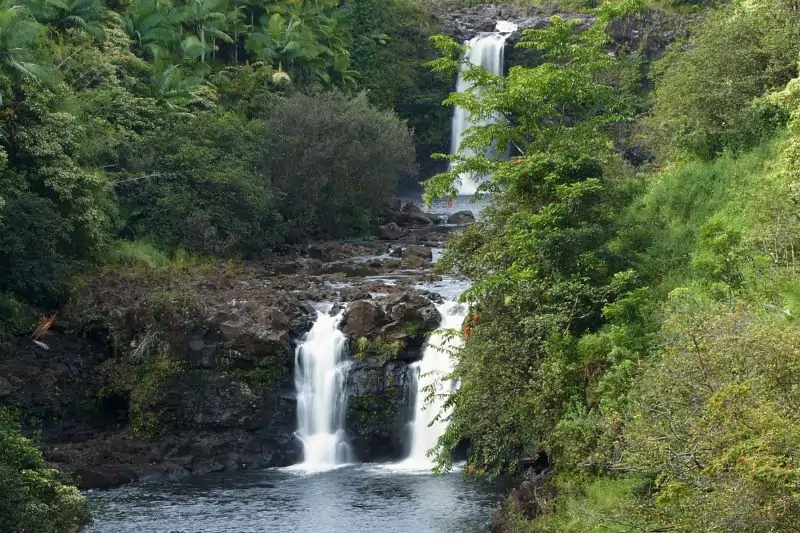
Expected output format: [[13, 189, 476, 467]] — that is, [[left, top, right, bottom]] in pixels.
[[86, 464, 506, 533]]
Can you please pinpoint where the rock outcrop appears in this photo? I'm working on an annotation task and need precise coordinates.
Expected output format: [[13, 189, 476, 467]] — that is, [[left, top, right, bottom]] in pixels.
[[3, 208, 462, 486], [342, 292, 441, 461]]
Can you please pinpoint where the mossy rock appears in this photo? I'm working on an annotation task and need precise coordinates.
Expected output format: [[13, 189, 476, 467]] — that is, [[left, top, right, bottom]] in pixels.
[[352, 336, 405, 361]]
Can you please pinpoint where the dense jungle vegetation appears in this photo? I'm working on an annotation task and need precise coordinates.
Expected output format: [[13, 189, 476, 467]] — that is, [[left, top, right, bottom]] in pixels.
[[426, 0, 800, 532], [5, 0, 800, 530]]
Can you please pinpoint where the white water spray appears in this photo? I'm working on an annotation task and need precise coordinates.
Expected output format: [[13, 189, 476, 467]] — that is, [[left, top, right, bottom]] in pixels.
[[450, 21, 517, 195], [400, 300, 469, 470], [294, 306, 351, 469]]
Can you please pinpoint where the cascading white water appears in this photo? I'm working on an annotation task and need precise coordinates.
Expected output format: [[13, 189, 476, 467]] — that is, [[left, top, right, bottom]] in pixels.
[[401, 299, 469, 469], [294, 305, 351, 469], [450, 21, 518, 195]]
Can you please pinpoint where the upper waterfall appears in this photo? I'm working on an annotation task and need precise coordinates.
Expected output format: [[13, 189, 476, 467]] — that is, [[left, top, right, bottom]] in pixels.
[[450, 21, 518, 195], [294, 305, 351, 470]]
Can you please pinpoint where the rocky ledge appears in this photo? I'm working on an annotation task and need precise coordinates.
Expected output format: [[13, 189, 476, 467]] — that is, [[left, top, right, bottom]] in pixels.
[[1, 200, 475, 489], [431, 3, 691, 67]]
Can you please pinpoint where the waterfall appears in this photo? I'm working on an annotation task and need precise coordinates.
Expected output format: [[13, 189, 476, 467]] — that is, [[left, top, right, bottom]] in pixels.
[[294, 305, 351, 469], [450, 21, 518, 195], [401, 299, 469, 469]]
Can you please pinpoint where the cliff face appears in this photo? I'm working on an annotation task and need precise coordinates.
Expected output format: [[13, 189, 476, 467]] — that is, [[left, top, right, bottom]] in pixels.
[[2, 266, 310, 488]]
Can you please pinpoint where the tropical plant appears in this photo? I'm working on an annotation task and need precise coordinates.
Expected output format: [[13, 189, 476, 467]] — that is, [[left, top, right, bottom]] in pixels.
[[179, 0, 234, 64], [124, 0, 177, 60], [0, 1, 48, 89]]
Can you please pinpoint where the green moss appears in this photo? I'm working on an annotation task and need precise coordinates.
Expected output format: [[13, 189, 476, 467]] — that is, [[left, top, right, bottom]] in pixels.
[[223, 355, 286, 393], [130, 406, 164, 440], [346, 394, 398, 427], [352, 336, 404, 361], [127, 349, 184, 439]]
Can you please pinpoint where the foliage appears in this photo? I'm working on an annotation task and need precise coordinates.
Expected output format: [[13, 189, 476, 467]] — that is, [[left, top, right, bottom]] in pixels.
[[426, 9, 638, 474], [353, 336, 404, 360], [0, 406, 90, 533], [261, 91, 416, 239], [119, 109, 285, 255], [344, 0, 452, 179], [623, 298, 800, 532], [646, 0, 800, 160], [0, 0, 421, 319]]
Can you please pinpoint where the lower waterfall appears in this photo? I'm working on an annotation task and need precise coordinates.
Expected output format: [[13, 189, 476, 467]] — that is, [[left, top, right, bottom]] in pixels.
[[294, 305, 351, 468], [401, 299, 469, 469]]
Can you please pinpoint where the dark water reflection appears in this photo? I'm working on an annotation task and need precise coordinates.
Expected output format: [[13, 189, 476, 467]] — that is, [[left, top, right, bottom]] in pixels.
[[87, 464, 508, 533]]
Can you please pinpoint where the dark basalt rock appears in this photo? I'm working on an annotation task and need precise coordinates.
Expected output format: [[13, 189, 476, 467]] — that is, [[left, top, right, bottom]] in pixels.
[[1, 265, 312, 489], [447, 211, 476, 225], [345, 359, 412, 461], [341, 291, 441, 461], [379, 222, 404, 240], [3, 236, 453, 485], [343, 300, 389, 339]]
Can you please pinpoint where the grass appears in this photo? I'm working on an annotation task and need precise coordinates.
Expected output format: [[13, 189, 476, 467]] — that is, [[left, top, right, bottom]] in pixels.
[[108, 240, 170, 269], [106, 239, 215, 271], [532, 476, 655, 533]]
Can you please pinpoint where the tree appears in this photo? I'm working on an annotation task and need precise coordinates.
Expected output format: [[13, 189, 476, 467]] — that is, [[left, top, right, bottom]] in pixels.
[[246, 0, 354, 88], [179, 0, 234, 65], [261, 91, 415, 239], [124, 0, 178, 61], [646, 0, 800, 160], [0, 1, 48, 91]]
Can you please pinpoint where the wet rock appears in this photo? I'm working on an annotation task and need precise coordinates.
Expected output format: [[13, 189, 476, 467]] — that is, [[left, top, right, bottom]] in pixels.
[[382, 294, 441, 350], [379, 222, 403, 240], [345, 360, 411, 461], [447, 211, 475, 225], [400, 202, 425, 215], [75, 465, 137, 490]]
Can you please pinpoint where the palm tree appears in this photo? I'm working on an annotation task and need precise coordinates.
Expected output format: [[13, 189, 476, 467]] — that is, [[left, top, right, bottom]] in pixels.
[[0, 2, 48, 91], [179, 0, 233, 64], [124, 0, 178, 61], [246, 0, 354, 88], [43, 0, 107, 38]]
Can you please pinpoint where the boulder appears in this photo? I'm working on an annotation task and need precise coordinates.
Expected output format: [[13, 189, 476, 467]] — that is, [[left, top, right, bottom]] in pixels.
[[402, 244, 434, 269], [378, 222, 403, 240], [343, 300, 389, 339], [382, 294, 441, 349], [447, 211, 475, 225], [399, 212, 434, 226], [75, 465, 137, 490], [400, 201, 425, 215], [403, 245, 433, 262]]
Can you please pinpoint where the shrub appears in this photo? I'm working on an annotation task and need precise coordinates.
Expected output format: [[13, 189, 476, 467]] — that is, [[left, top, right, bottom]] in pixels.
[[646, 0, 800, 160], [0, 407, 90, 533], [119, 110, 285, 256], [261, 91, 416, 240]]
